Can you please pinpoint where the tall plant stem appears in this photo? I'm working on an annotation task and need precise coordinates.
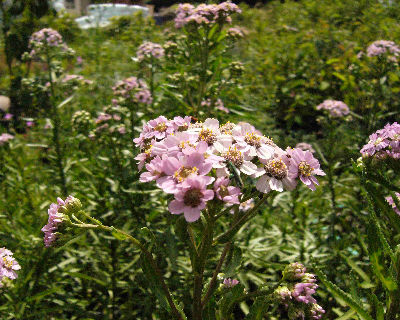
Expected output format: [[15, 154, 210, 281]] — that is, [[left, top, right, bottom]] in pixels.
[[46, 52, 67, 195], [201, 242, 232, 307]]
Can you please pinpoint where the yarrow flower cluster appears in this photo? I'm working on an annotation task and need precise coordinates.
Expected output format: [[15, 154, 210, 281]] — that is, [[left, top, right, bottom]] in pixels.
[[0, 248, 21, 286], [175, 2, 241, 28], [366, 40, 400, 58], [316, 100, 350, 118], [201, 98, 230, 113], [112, 77, 152, 105], [134, 116, 324, 222], [0, 133, 14, 146], [41, 196, 81, 247], [27, 28, 73, 58], [137, 42, 165, 62], [275, 263, 325, 319], [386, 193, 400, 215], [360, 122, 400, 159], [90, 106, 127, 139], [223, 278, 239, 288]]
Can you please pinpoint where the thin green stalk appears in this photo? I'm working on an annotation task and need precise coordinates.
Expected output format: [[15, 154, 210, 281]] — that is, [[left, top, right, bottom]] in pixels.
[[46, 50, 67, 195], [74, 222, 182, 320]]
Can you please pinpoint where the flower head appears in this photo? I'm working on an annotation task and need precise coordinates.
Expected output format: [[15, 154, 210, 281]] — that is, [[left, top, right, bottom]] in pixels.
[[287, 148, 325, 191], [316, 100, 349, 118], [0, 248, 21, 284], [386, 193, 400, 215], [168, 176, 214, 222], [137, 42, 165, 61], [223, 278, 239, 288], [0, 133, 14, 146]]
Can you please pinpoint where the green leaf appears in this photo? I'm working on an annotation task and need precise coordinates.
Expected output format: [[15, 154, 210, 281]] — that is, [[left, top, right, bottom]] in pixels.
[[244, 296, 270, 320], [312, 263, 373, 320], [224, 245, 242, 277]]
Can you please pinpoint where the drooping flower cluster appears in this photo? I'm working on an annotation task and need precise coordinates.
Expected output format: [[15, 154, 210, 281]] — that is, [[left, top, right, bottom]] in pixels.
[[316, 100, 350, 118], [386, 193, 400, 215], [360, 122, 400, 159], [41, 196, 81, 247], [135, 116, 324, 222], [137, 42, 165, 62], [27, 28, 73, 58], [175, 2, 241, 28], [275, 263, 325, 319], [112, 77, 152, 105], [0, 133, 14, 146], [366, 40, 400, 58], [0, 248, 21, 286]]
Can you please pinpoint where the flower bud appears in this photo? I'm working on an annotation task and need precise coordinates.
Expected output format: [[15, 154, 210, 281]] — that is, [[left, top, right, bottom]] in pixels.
[[283, 262, 306, 281]]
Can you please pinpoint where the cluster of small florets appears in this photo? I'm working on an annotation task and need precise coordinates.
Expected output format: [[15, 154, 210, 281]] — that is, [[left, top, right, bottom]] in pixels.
[[27, 28, 74, 58], [0, 248, 21, 287], [386, 193, 400, 215], [227, 27, 244, 39], [229, 61, 245, 78], [163, 41, 179, 58], [366, 40, 400, 58], [175, 2, 241, 28], [316, 100, 350, 118], [360, 122, 400, 159], [201, 98, 230, 113], [62, 74, 92, 86], [137, 42, 165, 62], [90, 107, 127, 139], [41, 196, 81, 247], [134, 116, 325, 222], [72, 110, 93, 134], [274, 263, 325, 319], [112, 77, 152, 105], [0, 133, 14, 146]]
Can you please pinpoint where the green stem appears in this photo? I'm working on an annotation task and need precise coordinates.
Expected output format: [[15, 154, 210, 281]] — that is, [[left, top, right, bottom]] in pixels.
[[74, 222, 182, 320], [201, 242, 232, 307], [46, 50, 67, 195]]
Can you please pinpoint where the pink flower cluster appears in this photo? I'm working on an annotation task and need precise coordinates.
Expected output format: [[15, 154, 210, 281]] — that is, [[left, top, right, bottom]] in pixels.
[[276, 263, 325, 319], [386, 193, 400, 215], [360, 122, 400, 159], [0, 248, 20, 286], [366, 40, 400, 58], [62, 74, 92, 85], [227, 27, 244, 38], [0, 133, 14, 146], [175, 2, 241, 28], [92, 109, 126, 137], [316, 100, 350, 118], [112, 77, 152, 105], [41, 196, 72, 247], [134, 116, 324, 222], [28, 28, 71, 57], [295, 142, 315, 154], [201, 98, 230, 113], [223, 278, 239, 288], [3, 113, 13, 121], [137, 42, 165, 62]]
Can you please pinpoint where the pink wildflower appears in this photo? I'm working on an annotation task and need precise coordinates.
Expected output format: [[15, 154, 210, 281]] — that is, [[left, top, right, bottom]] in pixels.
[[287, 148, 325, 191], [0, 248, 21, 283], [214, 177, 241, 205], [0, 133, 14, 145], [168, 176, 214, 222], [386, 193, 400, 215], [223, 278, 239, 288]]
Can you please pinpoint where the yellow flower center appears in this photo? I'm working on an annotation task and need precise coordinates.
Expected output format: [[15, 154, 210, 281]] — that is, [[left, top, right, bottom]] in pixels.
[[224, 146, 244, 167], [265, 159, 287, 180], [174, 166, 198, 182], [298, 161, 313, 176]]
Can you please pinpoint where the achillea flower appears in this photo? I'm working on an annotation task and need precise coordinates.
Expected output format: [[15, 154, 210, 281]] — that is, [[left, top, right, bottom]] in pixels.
[[137, 42, 165, 61], [0, 248, 21, 284], [274, 286, 292, 302], [112, 77, 152, 105], [42, 196, 81, 247], [27, 28, 73, 58], [366, 40, 400, 58], [175, 1, 241, 28], [215, 99, 229, 113], [316, 100, 350, 118], [360, 122, 400, 159], [0, 133, 14, 146], [214, 177, 241, 205], [223, 278, 239, 288], [287, 148, 325, 191], [239, 199, 254, 212], [386, 193, 400, 215], [283, 262, 307, 281], [292, 282, 317, 304], [168, 176, 214, 222], [254, 154, 297, 193], [227, 27, 244, 38]]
